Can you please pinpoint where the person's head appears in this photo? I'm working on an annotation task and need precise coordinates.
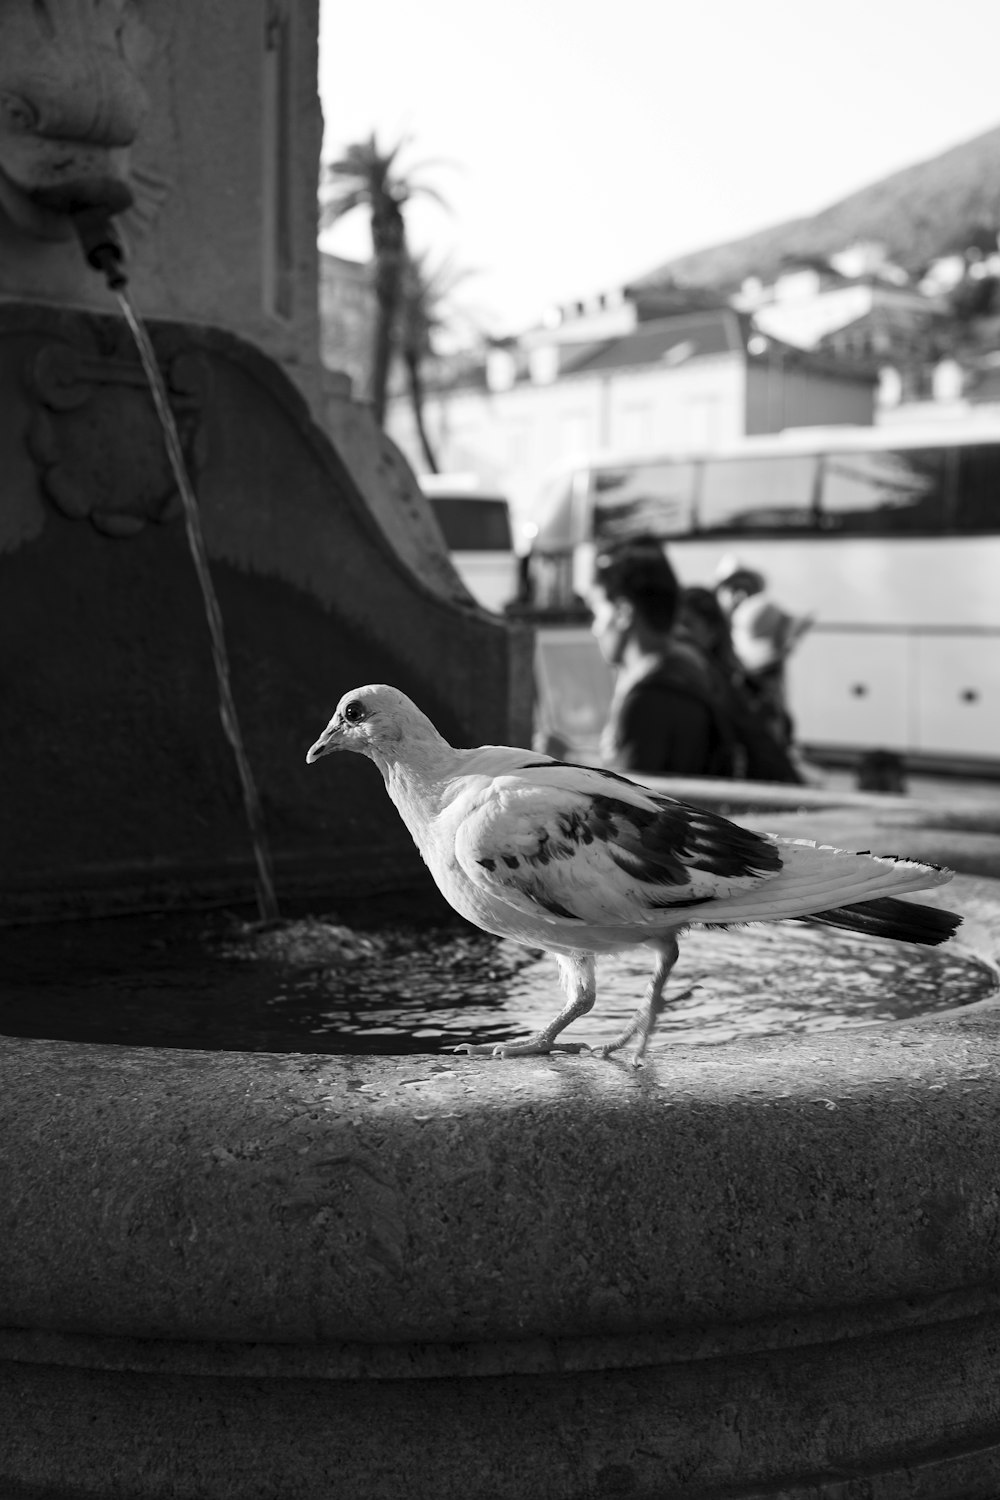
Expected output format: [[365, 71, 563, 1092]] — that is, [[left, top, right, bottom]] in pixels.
[[714, 557, 766, 617], [589, 537, 679, 666], [678, 585, 732, 659]]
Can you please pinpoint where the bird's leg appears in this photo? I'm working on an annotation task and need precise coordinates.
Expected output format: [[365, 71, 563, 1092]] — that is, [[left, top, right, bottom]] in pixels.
[[594, 937, 681, 1068], [454, 952, 596, 1059]]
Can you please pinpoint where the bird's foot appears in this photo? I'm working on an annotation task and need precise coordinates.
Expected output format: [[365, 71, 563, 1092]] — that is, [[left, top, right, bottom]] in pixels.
[[591, 982, 704, 1069], [588, 1016, 646, 1068], [452, 1036, 591, 1059], [590, 1039, 646, 1070]]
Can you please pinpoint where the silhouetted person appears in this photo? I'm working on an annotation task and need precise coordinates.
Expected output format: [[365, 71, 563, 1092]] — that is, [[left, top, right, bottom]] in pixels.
[[677, 586, 803, 784], [589, 539, 735, 776], [714, 557, 813, 749]]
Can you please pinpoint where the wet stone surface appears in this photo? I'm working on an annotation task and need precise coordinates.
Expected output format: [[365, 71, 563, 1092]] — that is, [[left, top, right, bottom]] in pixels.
[[1, 898, 994, 1056]]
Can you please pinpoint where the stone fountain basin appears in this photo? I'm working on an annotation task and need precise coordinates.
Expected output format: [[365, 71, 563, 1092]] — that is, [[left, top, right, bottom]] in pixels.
[[4, 795, 1000, 1499]]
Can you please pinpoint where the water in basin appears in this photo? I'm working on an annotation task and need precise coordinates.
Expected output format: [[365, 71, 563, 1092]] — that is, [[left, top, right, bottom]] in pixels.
[[2, 895, 993, 1055]]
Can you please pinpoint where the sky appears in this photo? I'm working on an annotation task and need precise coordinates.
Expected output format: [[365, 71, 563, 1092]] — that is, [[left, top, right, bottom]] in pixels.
[[318, 0, 1000, 336]]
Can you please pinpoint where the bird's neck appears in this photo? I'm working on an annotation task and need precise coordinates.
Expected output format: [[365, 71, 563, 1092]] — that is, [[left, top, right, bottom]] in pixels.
[[372, 732, 458, 840]]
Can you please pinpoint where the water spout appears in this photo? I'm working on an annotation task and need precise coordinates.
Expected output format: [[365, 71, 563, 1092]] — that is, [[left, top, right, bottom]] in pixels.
[[71, 206, 128, 290], [116, 289, 279, 921], [71, 210, 279, 921]]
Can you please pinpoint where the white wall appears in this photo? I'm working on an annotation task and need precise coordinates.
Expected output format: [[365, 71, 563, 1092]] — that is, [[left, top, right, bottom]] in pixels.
[[386, 353, 747, 539], [603, 357, 745, 452]]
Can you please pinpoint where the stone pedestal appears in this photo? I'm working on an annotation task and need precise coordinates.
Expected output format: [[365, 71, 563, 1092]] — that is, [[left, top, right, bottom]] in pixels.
[[1, 863, 999, 1497]]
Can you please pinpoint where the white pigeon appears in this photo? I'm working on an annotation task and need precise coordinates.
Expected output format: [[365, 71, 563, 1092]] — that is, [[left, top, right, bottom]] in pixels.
[[306, 684, 961, 1066]]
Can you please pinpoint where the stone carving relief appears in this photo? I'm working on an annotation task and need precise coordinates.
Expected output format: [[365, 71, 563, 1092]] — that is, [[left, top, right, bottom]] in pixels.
[[0, 0, 151, 240], [24, 327, 209, 537]]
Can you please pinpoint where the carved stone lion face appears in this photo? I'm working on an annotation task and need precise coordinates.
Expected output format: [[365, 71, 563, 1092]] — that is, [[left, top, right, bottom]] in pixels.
[[0, 0, 150, 240]]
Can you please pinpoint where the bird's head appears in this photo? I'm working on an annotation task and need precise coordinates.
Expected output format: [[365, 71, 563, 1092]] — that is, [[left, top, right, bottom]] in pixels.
[[306, 684, 446, 770]]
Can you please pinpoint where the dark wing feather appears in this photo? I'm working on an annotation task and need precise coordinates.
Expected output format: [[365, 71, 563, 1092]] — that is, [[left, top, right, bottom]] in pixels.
[[517, 761, 781, 885], [581, 791, 782, 887], [454, 765, 784, 929]]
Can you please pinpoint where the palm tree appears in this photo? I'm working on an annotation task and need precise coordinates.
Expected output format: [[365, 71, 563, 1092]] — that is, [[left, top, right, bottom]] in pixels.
[[398, 252, 476, 473], [320, 134, 446, 427]]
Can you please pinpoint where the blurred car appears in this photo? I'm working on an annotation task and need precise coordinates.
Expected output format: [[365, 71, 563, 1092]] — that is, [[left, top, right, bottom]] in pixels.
[[419, 473, 519, 614]]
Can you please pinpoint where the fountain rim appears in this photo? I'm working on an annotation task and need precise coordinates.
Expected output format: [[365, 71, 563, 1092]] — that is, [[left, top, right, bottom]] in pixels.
[[2, 863, 999, 1372]]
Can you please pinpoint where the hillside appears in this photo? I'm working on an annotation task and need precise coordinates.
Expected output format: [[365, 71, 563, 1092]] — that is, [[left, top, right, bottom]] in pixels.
[[631, 123, 1000, 292]]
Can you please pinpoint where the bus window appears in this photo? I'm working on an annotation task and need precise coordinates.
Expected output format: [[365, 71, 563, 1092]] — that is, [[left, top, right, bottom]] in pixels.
[[428, 496, 513, 551], [954, 445, 1000, 533], [592, 461, 697, 544], [819, 448, 951, 533], [696, 454, 819, 533]]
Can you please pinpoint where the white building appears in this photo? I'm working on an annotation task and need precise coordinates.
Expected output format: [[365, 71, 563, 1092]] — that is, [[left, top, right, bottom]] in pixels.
[[734, 250, 937, 357], [387, 303, 875, 539]]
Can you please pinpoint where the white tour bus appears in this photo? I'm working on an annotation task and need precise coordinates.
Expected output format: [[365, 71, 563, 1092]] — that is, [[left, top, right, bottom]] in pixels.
[[528, 424, 1000, 771], [419, 474, 519, 614]]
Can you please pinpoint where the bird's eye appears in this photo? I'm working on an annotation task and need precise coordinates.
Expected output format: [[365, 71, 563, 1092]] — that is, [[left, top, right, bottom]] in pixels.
[[342, 700, 367, 724]]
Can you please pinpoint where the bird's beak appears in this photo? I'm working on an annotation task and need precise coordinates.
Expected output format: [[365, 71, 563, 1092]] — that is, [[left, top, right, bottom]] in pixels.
[[306, 720, 341, 764]]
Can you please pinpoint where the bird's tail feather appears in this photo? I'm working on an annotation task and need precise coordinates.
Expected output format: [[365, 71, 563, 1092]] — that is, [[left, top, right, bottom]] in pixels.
[[691, 841, 954, 928], [807, 896, 962, 946]]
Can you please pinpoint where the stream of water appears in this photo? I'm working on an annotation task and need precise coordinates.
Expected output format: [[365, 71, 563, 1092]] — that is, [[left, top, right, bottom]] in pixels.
[[116, 290, 279, 922]]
